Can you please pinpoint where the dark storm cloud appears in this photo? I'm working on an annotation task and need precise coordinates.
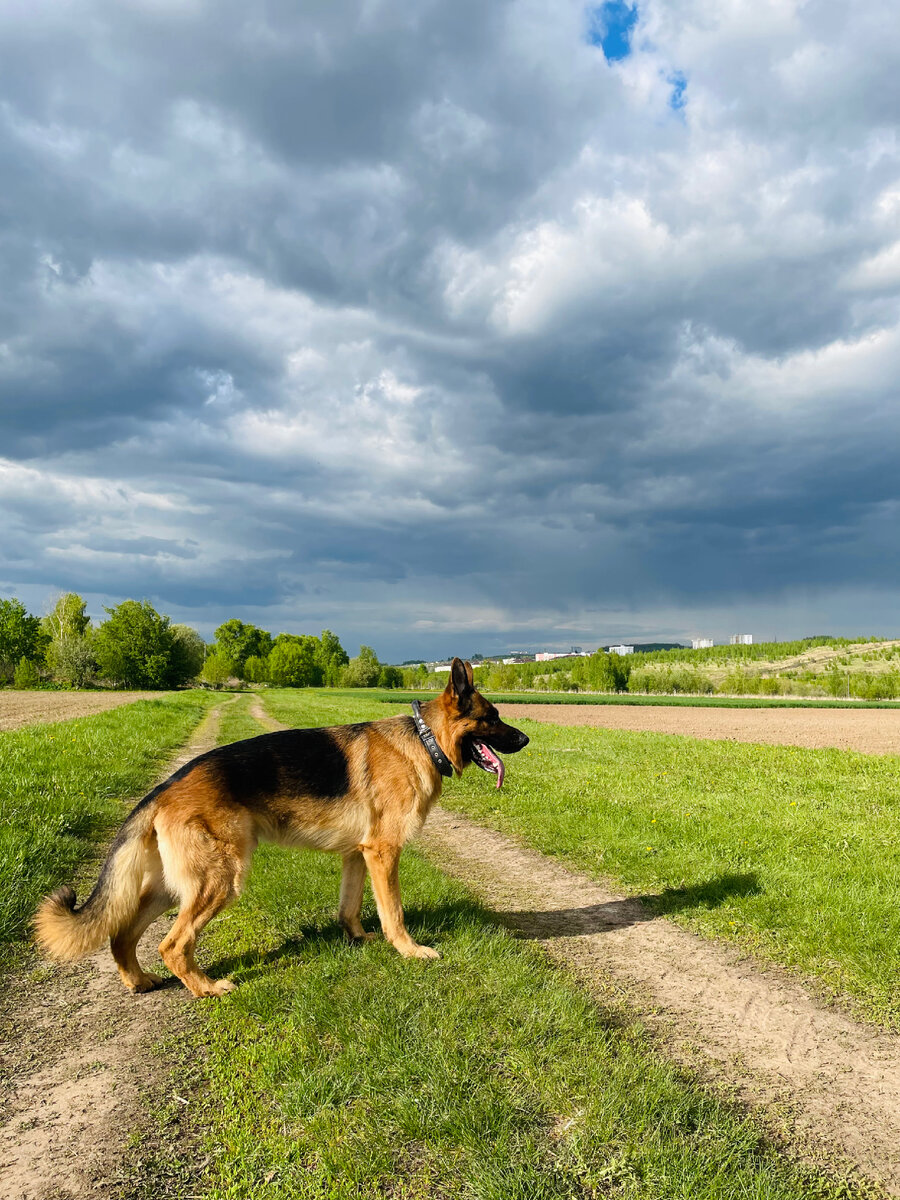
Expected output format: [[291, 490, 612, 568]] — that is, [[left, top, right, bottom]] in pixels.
[[1, 0, 899, 657]]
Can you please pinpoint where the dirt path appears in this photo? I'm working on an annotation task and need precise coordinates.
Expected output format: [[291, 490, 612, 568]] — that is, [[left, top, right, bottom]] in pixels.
[[0, 698, 233, 1200], [498, 702, 900, 755], [419, 807, 900, 1194], [0, 691, 163, 732]]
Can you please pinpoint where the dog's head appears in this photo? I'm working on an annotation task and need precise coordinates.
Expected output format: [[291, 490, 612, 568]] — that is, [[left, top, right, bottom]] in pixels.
[[436, 657, 529, 787]]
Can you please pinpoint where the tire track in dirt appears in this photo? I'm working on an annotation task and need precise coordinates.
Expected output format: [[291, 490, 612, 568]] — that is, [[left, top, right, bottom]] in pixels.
[[419, 807, 900, 1194], [0, 697, 236, 1200]]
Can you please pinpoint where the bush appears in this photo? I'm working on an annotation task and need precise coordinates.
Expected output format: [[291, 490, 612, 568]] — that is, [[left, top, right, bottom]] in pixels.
[[93, 600, 194, 689], [244, 655, 271, 684], [342, 645, 382, 688], [378, 665, 403, 689], [268, 635, 322, 687], [45, 636, 96, 688], [170, 625, 206, 681], [201, 653, 236, 688], [629, 667, 714, 695], [13, 657, 41, 689]]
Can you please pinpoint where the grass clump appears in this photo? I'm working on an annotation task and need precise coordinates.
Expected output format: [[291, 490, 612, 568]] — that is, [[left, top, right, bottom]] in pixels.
[[0, 690, 215, 968]]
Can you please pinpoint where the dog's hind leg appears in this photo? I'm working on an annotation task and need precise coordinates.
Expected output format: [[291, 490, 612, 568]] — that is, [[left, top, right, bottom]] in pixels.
[[156, 816, 252, 998], [339, 850, 374, 942], [111, 848, 172, 992], [361, 842, 440, 960]]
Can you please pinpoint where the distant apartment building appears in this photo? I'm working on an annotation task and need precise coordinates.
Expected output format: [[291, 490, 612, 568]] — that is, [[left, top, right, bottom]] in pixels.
[[608, 644, 634, 655], [691, 638, 714, 649], [730, 634, 753, 645], [535, 651, 569, 662]]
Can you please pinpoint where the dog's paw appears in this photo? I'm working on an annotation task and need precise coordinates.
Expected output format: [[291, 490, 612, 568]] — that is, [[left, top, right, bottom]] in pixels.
[[129, 972, 164, 994], [405, 943, 441, 960], [192, 977, 236, 998]]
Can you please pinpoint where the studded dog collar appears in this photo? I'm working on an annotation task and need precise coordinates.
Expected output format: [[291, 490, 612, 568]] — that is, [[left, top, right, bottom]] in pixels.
[[410, 701, 454, 778]]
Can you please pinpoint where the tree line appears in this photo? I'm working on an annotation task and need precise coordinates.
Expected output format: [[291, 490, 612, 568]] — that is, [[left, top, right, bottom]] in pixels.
[[0, 594, 402, 690]]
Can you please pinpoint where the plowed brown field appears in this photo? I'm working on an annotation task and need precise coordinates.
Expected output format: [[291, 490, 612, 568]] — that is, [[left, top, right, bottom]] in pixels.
[[497, 702, 900, 755], [0, 691, 161, 732]]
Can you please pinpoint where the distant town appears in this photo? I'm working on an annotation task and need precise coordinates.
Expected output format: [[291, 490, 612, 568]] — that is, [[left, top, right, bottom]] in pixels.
[[407, 635, 755, 672]]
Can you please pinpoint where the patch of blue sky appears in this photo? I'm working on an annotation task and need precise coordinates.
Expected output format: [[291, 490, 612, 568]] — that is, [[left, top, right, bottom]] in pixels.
[[668, 70, 687, 111], [587, 1, 637, 62]]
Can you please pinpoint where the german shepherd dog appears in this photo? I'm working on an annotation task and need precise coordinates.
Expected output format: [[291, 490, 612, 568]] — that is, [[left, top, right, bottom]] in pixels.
[[34, 659, 529, 998]]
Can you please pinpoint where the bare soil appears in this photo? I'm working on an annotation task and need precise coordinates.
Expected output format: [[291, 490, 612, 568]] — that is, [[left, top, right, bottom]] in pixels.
[[420, 807, 900, 1194], [0, 692, 162, 733], [0, 701, 231, 1200], [498, 702, 900, 755]]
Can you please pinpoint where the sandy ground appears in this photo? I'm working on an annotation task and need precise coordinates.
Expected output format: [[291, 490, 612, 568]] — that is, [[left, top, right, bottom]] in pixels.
[[0, 700, 232, 1200], [498, 702, 900, 755], [420, 807, 900, 1194], [0, 691, 161, 732]]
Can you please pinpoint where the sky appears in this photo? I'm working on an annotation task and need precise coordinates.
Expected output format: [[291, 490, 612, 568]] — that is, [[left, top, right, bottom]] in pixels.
[[2, 0, 899, 662]]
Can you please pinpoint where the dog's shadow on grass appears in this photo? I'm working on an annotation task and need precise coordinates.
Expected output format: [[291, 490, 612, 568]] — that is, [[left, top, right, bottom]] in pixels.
[[203, 876, 760, 982], [497, 871, 762, 940]]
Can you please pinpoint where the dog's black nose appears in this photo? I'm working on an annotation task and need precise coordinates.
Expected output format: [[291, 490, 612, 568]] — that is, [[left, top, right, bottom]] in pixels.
[[517, 732, 529, 750]]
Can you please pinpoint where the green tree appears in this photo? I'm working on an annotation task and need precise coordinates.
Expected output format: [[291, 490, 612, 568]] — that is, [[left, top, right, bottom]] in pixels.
[[268, 634, 323, 687], [42, 593, 90, 642], [170, 624, 207, 682], [46, 634, 97, 688], [94, 600, 179, 689], [213, 620, 273, 677], [342, 645, 381, 688], [200, 652, 235, 688], [243, 654, 271, 684], [315, 629, 349, 685], [42, 593, 95, 687], [0, 598, 44, 681], [378, 665, 402, 689]]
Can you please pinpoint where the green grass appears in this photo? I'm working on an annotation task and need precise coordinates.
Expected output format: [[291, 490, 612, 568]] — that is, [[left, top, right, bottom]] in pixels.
[[261, 689, 900, 1028], [0, 690, 215, 968], [140, 694, 862, 1199]]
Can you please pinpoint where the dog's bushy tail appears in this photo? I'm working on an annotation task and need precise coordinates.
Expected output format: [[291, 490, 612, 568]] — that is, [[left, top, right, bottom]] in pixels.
[[34, 805, 155, 961]]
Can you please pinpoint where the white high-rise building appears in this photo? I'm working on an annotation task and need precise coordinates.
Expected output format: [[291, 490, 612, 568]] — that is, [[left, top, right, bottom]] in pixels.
[[692, 638, 714, 649], [730, 634, 753, 645]]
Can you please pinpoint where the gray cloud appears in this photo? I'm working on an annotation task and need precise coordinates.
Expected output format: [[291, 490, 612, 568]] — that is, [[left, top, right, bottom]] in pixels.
[[1, 0, 899, 658]]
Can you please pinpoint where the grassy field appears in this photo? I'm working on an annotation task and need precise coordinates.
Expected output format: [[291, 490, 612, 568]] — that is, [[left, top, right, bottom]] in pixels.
[[128, 695, 861, 1200], [262, 690, 900, 1028], [0, 690, 214, 970]]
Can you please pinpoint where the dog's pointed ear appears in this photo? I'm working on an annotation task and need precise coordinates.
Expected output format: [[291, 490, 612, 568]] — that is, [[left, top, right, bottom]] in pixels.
[[464, 660, 475, 687], [448, 657, 473, 700]]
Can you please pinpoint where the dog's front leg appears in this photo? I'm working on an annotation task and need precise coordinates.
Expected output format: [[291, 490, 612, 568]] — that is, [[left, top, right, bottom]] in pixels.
[[360, 842, 440, 960], [339, 850, 376, 941]]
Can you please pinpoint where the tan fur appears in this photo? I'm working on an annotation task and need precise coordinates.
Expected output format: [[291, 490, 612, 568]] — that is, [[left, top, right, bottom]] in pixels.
[[34, 661, 528, 997]]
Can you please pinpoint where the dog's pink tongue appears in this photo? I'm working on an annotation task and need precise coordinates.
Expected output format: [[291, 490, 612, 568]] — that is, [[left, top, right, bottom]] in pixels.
[[494, 756, 505, 789], [475, 741, 505, 789]]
